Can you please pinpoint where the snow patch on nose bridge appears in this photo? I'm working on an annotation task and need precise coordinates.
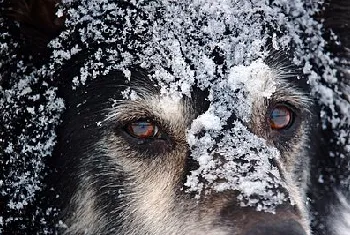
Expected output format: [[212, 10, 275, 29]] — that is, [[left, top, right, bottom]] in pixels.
[[185, 118, 287, 213], [184, 61, 287, 213], [228, 59, 277, 100]]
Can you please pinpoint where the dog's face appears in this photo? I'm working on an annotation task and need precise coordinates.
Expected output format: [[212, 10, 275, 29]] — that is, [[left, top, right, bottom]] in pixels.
[[47, 2, 316, 235], [56, 60, 312, 235]]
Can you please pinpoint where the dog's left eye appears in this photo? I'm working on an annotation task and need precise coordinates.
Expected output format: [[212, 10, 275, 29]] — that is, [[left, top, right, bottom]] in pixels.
[[269, 105, 295, 130], [125, 121, 160, 139]]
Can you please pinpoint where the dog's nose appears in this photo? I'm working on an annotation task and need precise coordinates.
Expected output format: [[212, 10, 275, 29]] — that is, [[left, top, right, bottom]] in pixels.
[[244, 220, 307, 235]]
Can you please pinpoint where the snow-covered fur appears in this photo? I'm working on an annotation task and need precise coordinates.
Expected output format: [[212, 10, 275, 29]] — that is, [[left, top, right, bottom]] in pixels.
[[0, 0, 349, 234], [330, 192, 350, 235]]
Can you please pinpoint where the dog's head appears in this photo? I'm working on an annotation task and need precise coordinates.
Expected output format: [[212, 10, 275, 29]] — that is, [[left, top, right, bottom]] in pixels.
[[61, 66, 311, 235], [1, 0, 349, 234], [47, 2, 316, 234]]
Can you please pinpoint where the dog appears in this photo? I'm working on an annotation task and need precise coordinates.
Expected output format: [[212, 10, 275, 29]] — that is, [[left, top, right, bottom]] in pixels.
[[0, 0, 349, 234]]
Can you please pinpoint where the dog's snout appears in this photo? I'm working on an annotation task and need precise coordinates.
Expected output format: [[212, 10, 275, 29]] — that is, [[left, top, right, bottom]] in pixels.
[[244, 220, 307, 235]]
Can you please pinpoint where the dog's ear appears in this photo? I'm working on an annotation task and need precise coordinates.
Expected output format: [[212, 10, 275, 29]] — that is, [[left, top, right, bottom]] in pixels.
[[4, 0, 65, 55], [319, 0, 350, 72], [322, 1, 350, 49]]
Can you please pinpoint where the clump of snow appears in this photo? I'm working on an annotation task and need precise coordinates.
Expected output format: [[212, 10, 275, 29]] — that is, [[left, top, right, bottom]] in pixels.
[[227, 60, 277, 122], [186, 117, 287, 212], [229, 60, 277, 99]]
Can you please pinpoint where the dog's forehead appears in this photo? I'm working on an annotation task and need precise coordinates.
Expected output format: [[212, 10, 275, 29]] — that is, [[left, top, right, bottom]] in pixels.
[[128, 59, 277, 122], [53, 0, 289, 89]]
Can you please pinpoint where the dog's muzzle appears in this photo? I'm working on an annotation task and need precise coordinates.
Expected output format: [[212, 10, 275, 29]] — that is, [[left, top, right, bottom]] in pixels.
[[244, 220, 306, 235], [218, 200, 308, 235]]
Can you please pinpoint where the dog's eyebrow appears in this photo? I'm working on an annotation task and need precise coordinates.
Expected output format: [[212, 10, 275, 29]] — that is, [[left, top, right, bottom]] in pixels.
[[269, 82, 312, 110], [264, 51, 310, 94], [129, 70, 160, 99], [105, 97, 190, 129]]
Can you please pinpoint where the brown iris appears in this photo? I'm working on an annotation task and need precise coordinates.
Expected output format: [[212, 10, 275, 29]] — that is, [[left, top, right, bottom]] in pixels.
[[269, 105, 294, 130], [126, 121, 159, 138]]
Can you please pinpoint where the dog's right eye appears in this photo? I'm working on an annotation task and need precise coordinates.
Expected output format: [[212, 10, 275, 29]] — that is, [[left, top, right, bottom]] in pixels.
[[125, 120, 160, 139]]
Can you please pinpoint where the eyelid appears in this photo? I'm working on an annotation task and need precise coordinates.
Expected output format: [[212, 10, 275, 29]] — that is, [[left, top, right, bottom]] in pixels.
[[269, 101, 299, 114], [115, 114, 160, 128]]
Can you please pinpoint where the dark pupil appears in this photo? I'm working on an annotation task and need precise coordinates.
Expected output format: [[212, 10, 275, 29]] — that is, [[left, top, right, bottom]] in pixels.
[[270, 107, 291, 129], [131, 122, 154, 137]]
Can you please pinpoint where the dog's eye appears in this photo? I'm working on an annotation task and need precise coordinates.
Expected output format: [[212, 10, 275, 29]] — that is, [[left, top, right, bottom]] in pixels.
[[269, 105, 294, 130], [125, 121, 160, 139]]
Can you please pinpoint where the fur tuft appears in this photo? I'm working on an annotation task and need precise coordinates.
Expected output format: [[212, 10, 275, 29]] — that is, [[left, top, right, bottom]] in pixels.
[[330, 192, 350, 235], [4, 0, 64, 53]]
